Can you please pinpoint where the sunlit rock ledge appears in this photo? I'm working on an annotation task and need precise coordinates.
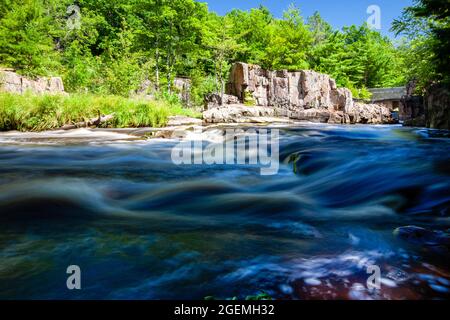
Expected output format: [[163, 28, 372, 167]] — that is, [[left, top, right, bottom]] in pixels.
[[203, 62, 396, 125]]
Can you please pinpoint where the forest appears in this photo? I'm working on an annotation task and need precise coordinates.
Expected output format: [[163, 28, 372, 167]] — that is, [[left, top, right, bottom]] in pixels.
[[0, 0, 448, 105]]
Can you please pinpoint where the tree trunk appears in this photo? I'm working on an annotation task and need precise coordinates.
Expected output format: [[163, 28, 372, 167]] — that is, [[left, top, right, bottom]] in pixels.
[[218, 56, 225, 105], [166, 56, 172, 94], [214, 61, 219, 95], [155, 39, 160, 91], [166, 21, 174, 94]]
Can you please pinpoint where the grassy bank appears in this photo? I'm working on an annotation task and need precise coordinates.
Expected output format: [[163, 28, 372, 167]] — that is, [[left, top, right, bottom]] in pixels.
[[0, 92, 201, 131]]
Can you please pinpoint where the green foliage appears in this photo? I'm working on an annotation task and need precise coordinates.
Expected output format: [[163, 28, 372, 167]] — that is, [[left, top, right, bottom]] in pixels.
[[348, 85, 373, 101], [0, 92, 199, 131], [243, 90, 256, 106], [204, 13, 241, 96], [392, 0, 450, 89], [226, 6, 273, 67], [0, 0, 440, 106], [310, 24, 406, 90], [0, 0, 67, 76], [308, 11, 333, 46], [395, 36, 437, 92], [190, 74, 216, 106], [263, 5, 312, 70]]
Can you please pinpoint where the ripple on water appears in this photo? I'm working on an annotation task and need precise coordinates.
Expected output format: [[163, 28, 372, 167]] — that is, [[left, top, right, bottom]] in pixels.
[[0, 125, 449, 299]]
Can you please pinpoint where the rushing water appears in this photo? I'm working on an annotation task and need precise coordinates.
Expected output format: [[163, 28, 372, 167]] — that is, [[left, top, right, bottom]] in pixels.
[[0, 124, 449, 300]]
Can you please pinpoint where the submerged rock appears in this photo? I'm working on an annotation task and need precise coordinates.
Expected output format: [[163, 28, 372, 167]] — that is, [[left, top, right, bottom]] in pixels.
[[394, 226, 450, 247]]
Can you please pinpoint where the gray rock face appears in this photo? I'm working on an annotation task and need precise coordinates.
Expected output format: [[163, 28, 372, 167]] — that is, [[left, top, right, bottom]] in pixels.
[[425, 84, 450, 130], [226, 62, 354, 112], [205, 62, 394, 124], [204, 93, 240, 110], [173, 77, 191, 106], [0, 69, 65, 94], [348, 102, 395, 124]]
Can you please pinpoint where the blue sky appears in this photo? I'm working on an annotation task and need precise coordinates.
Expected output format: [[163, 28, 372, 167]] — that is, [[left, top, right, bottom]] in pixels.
[[203, 0, 413, 38]]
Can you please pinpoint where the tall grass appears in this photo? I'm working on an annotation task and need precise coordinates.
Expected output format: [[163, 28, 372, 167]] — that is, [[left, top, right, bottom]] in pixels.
[[0, 92, 201, 131]]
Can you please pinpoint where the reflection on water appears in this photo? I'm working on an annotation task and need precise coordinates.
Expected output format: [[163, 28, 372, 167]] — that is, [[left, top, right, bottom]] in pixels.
[[0, 124, 449, 300]]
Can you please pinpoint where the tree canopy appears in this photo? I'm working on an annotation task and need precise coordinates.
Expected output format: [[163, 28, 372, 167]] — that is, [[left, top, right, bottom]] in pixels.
[[0, 0, 443, 101], [392, 0, 450, 90]]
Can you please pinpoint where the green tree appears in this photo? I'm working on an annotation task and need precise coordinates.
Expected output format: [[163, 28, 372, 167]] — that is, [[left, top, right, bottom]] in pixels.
[[392, 0, 450, 87], [204, 13, 242, 99], [226, 6, 273, 67], [311, 24, 405, 91], [0, 0, 417, 103], [307, 11, 333, 46], [263, 5, 312, 70], [0, 0, 67, 76]]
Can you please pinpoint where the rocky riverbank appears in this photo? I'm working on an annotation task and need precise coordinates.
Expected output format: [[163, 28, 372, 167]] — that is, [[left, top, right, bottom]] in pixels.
[[203, 63, 395, 125], [425, 84, 450, 130]]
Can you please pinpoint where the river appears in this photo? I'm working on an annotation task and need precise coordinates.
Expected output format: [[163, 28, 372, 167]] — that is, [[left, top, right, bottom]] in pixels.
[[0, 124, 449, 299]]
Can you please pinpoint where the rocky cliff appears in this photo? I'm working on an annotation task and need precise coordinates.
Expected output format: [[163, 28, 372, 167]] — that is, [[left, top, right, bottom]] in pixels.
[[425, 84, 450, 130], [204, 62, 395, 125], [0, 69, 65, 95]]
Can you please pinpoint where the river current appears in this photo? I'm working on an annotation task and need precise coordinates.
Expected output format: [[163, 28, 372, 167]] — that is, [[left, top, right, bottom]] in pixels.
[[0, 124, 449, 300]]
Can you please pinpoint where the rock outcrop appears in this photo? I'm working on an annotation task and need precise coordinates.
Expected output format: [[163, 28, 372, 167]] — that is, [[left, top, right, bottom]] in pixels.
[[424, 84, 450, 130], [167, 115, 203, 126], [204, 62, 395, 125], [203, 105, 277, 124], [173, 77, 191, 106], [348, 102, 394, 124], [226, 63, 352, 111], [0, 69, 65, 95], [204, 93, 240, 110]]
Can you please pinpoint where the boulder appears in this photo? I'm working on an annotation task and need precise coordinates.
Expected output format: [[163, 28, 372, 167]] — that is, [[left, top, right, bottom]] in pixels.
[[0, 69, 65, 94], [167, 116, 202, 127], [204, 93, 240, 110], [1, 70, 23, 93], [203, 105, 278, 124], [204, 93, 221, 110], [350, 103, 394, 124], [394, 226, 450, 247], [290, 108, 332, 123]]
